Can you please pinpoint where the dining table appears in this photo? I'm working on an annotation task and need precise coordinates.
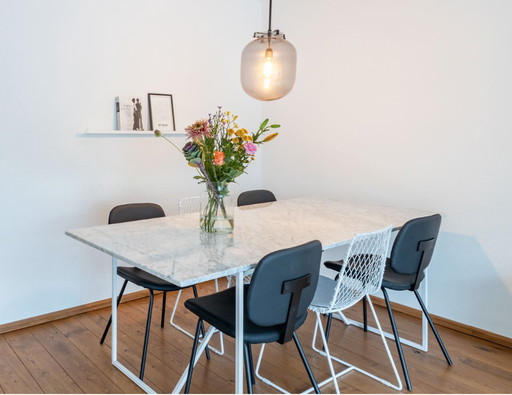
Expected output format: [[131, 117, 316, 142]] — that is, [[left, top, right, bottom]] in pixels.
[[65, 197, 434, 394]]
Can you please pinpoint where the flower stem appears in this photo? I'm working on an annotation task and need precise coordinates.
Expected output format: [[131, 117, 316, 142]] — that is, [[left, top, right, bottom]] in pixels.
[[157, 134, 182, 153]]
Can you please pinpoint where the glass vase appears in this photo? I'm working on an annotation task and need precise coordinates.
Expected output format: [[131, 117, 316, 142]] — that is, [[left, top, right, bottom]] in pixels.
[[200, 182, 234, 233]]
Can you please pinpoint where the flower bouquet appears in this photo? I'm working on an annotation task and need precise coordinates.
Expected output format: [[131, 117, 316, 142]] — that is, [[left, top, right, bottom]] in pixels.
[[155, 107, 280, 233]]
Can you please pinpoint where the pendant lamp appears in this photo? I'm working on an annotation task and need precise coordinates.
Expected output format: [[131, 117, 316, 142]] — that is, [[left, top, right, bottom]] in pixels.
[[241, 0, 297, 101]]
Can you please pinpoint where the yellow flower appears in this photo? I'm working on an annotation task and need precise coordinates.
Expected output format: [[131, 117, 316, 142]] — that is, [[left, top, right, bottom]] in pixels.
[[232, 137, 240, 144], [227, 128, 235, 135], [262, 132, 279, 142]]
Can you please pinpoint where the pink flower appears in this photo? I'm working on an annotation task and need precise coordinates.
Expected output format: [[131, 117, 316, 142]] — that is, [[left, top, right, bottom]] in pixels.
[[213, 151, 225, 166], [243, 142, 258, 155], [185, 119, 211, 140]]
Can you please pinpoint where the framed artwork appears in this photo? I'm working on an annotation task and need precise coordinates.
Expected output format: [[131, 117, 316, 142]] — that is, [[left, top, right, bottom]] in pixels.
[[148, 93, 176, 132], [116, 96, 146, 131]]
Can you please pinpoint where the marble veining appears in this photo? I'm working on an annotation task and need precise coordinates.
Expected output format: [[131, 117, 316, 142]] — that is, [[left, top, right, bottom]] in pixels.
[[65, 197, 433, 287]]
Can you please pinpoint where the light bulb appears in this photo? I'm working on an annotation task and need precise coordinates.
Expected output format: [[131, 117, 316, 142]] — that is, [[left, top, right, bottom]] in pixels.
[[263, 48, 274, 89]]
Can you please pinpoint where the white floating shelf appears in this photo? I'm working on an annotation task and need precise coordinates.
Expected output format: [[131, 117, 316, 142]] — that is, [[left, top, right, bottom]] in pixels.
[[81, 129, 185, 137]]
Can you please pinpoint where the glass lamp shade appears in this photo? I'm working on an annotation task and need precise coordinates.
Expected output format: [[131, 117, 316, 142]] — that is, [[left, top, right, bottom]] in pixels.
[[241, 33, 297, 101]]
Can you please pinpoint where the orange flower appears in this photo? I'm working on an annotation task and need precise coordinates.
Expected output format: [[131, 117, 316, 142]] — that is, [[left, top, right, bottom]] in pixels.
[[213, 151, 225, 166]]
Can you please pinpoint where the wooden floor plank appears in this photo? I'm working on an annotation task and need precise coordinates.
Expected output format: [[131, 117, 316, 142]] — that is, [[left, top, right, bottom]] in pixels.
[[75, 311, 165, 393], [30, 322, 126, 394], [3, 330, 83, 393], [0, 335, 42, 394], [54, 316, 143, 393]]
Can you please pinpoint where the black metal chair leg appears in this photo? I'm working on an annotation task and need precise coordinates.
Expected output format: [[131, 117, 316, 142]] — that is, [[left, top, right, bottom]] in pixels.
[[324, 313, 333, 343], [184, 320, 204, 394], [161, 291, 167, 328], [100, 279, 128, 344], [245, 343, 256, 385], [293, 333, 320, 394], [413, 290, 453, 365], [363, 295, 368, 332], [191, 285, 211, 360], [139, 289, 155, 380], [244, 343, 254, 393], [382, 287, 412, 391]]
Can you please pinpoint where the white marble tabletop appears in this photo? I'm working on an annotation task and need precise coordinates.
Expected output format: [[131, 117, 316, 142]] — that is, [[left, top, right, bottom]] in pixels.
[[65, 197, 433, 287]]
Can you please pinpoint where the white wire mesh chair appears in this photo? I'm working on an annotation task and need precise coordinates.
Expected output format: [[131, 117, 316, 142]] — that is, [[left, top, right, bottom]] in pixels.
[[174, 196, 225, 355], [305, 226, 402, 393], [178, 196, 201, 214], [254, 226, 400, 394]]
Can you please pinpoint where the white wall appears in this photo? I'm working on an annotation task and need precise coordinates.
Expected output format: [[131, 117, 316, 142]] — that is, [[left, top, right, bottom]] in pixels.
[[264, 0, 512, 337], [0, 0, 263, 324], [1, 0, 510, 339]]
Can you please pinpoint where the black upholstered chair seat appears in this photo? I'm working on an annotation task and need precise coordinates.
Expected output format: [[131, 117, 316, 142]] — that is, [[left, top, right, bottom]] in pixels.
[[324, 260, 343, 272], [185, 285, 308, 344], [381, 260, 425, 291], [117, 267, 182, 292]]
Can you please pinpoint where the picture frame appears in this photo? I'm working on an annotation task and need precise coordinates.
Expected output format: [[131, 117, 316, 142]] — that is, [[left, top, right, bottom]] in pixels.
[[148, 93, 176, 132]]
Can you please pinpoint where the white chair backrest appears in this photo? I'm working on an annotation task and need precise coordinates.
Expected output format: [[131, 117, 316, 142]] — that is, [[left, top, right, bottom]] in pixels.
[[329, 226, 392, 311], [178, 196, 201, 214]]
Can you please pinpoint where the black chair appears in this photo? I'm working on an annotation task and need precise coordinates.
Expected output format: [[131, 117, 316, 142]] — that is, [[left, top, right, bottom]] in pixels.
[[237, 189, 276, 207], [183, 240, 323, 394], [100, 203, 209, 380], [324, 214, 453, 391], [379, 214, 453, 390]]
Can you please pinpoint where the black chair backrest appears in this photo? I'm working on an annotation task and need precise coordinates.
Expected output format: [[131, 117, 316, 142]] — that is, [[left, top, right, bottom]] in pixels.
[[389, 214, 442, 288], [237, 189, 277, 207], [246, 240, 322, 344], [109, 203, 165, 224]]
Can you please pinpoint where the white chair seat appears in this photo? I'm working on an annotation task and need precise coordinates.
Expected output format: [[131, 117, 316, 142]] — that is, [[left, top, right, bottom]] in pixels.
[[310, 276, 337, 309]]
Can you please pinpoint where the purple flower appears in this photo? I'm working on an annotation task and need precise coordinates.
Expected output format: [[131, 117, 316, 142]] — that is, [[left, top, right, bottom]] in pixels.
[[243, 142, 258, 155]]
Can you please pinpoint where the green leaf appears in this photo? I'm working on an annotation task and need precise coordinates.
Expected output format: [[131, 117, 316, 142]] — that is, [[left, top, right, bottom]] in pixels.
[[259, 118, 269, 130], [270, 124, 281, 128]]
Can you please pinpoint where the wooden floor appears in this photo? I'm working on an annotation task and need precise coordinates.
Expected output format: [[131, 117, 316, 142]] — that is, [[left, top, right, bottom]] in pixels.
[[1, 280, 511, 394]]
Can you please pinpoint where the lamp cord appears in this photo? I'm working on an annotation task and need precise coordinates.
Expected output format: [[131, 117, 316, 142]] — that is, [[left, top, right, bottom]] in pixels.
[[268, 0, 273, 35]]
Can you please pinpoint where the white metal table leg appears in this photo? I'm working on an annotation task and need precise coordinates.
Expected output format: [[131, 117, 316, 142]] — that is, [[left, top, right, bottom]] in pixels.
[[111, 257, 117, 364], [420, 272, 429, 351], [235, 270, 244, 394]]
